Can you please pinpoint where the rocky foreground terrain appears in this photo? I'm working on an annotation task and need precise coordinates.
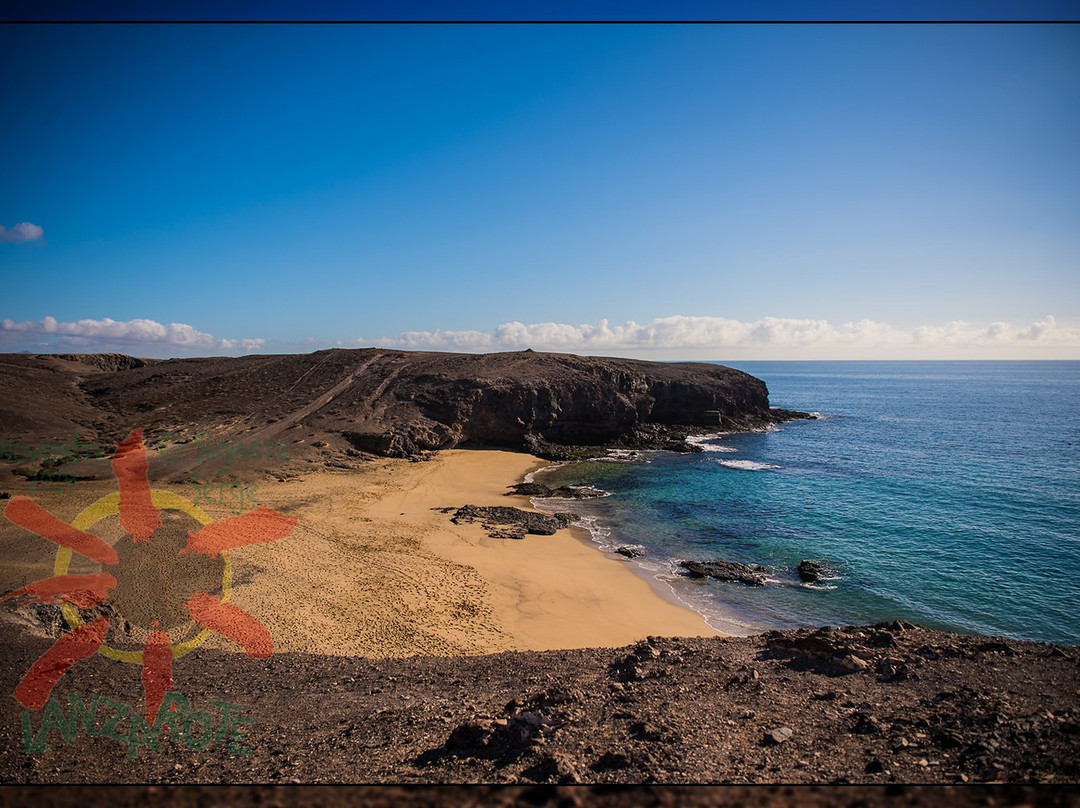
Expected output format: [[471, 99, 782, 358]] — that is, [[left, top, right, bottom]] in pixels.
[[1, 618, 1076, 785], [0, 349, 805, 469], [1, 784, 1075, 808]]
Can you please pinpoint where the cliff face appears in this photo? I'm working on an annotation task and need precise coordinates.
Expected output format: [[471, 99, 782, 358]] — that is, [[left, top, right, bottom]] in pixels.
[[334, 350, 780, 456], [0, 349, 799, 460]]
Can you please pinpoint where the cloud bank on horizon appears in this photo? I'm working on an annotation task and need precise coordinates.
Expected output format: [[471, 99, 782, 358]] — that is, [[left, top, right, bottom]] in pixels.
[[366, 315, 1080, 359], [0, 316, 264, 354], [2, 314, 1078, 359]]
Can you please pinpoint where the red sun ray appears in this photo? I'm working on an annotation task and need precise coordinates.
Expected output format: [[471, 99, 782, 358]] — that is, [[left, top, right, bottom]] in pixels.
[[181, 505, 297, 557], [142, 628, 173, 724], [2, 572, 117, 609], [14, 617, 109, 710], [184, 593, 273, 658], [112, 429, 160, 542], [4, 498, 119, 566]]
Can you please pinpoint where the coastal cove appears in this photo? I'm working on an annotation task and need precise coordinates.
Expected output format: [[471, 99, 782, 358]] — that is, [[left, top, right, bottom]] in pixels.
[[6, 18, 1080, 790], [224, 449, 719, 656], [0, 449, 717, 661], [2, 354, 1077, 651], [1, 352, 1078, 785], [531, 361, 1080, 647]]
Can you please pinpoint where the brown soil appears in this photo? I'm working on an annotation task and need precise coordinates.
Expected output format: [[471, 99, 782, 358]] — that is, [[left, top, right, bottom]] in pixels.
[[0, 784, 1075, 808], [0, 618, 1076, 786]]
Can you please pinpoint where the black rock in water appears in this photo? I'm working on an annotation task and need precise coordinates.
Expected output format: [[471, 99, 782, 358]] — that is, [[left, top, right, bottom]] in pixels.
[[680, 560, 768, 587], [798, 560, 828, 583], [505, 483, 555, 497], [615, 546, 646, 559], [506, 482, 607, 500]]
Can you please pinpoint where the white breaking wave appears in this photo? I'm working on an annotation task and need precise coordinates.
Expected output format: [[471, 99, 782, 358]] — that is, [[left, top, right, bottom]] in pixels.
[[523, 462, 567, 484], [716, 459, 781, 471], [566, 514, 614, 550], [601, 448, 649, 462], [687, 437, 739, 453]]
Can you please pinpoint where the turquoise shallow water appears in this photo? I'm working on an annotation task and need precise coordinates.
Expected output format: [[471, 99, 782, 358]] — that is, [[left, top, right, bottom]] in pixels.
[[534, 361, 1080, 645]]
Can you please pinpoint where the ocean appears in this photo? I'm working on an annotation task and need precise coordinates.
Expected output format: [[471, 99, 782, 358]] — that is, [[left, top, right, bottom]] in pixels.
[[531, 361, 1080, 646]]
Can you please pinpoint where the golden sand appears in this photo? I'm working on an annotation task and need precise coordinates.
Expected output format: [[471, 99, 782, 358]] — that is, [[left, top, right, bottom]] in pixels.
[[0, 450, 718, 658]]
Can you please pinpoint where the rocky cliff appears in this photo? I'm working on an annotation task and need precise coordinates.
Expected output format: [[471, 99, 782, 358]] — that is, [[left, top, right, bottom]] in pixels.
[[0, 349, 806, 462]]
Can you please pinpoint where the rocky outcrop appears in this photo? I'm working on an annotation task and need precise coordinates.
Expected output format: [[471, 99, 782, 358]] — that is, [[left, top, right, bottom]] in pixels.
[[443, 505, 577, 540], [52, 353, 158, 373], [506, 483, 607, 500], [680, 560, 769, 586], [798, 560, 828, 583], [6, 348, 808, 459]]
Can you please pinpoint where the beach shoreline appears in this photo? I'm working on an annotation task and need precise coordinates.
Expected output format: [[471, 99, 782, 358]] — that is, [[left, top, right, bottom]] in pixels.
[[0, 448, 719, 659], [527, 457, 768, 639], [3, 439, 1077, 787], [203, 448, 722, 655]]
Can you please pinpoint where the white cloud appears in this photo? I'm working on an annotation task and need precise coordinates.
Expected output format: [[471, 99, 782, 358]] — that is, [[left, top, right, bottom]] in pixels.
[[0, 316, 264, 355], [363, 314, 1080, 359], [0, 222, 44, 243]]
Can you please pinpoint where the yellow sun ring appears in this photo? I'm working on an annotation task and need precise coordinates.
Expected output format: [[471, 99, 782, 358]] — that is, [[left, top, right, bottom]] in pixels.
[[55, 490, 231, 664]]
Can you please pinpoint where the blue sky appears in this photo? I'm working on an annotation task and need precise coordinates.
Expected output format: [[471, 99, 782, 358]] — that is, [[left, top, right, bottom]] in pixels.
[[2, 23, 1079, 358]]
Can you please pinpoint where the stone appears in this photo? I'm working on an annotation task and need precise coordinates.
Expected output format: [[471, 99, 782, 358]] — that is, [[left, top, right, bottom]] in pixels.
[[523, 752, 581, 784], [766, 726, 794, 745], [591, 750, 632, 771], [679, 559, 768, 586], [506, 482, 608, 500], [448, 505, 575, 540], [876, 656, 911, 680], [841, 654, 870, 671]]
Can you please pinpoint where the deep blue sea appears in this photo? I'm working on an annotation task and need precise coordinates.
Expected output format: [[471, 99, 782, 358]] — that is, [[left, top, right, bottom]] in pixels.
[[532, 361, 1080, 646]]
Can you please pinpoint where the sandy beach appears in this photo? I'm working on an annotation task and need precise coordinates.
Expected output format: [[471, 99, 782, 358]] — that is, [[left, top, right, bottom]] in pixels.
[[227, 449, 719, 656], [0, 449, 717, 660]]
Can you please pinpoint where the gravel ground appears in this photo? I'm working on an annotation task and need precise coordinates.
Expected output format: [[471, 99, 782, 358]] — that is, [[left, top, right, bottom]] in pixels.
[[1, 618, 1076, 786]]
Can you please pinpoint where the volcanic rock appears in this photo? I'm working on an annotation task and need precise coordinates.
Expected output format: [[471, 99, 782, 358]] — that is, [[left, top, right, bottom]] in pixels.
[[448, 505, 576, 540], [679, 560, 768, 586], [0, 348, 808, 460], [506, 483, 608, 500]]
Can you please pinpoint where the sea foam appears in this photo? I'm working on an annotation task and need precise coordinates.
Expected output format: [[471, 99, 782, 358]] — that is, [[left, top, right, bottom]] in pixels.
[[686, 434, 738, 452], [716, 459, 781, 471]]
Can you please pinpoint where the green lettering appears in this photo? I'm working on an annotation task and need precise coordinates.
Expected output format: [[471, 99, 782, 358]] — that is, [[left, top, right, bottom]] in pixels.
[[68, 692, 102, 737], [126, 710, 160, 759], [22, 710, 48, 754], [97, 698, 131, 743], [39, 695, 76, 744], [153, 691, 190, 744], [190, 478, 210, 507], [228, 714, 255, 756], [210, 700, 243, 746], [182, 710, 214, 750]]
